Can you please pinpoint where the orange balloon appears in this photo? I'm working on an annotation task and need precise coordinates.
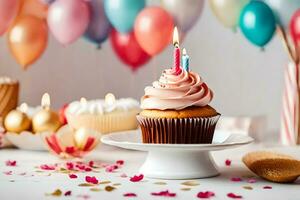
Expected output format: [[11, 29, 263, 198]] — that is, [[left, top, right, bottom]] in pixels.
[[8, 16, 48, 69], [134, 7, 174, 56], [19, 0, 48, 19]]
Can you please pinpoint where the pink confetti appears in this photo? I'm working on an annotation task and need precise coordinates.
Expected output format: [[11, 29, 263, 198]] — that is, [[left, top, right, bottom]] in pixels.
[[85, 176, 98, 184], [120, 173, 128, 178], [130, 174, 144, 182], [116, 160, 124, 165], [197, 191, 215, 199], [66, 162, 74, 170], [18, 172, 26, 176], [263, 186, 272, 189], [88, 161, 94, 168], [247, 178, 257, 183], [230, 177, 242, 182], [227, 193, 242, 199], [69, 174, 77, 179], [84, 167, 92, 172], [105, 164, 118, 173], [40, 164, 56, 170], [64, 191, 72, 196], [225, 159, 231, 166], [5, 160, 17, 167], [151, 190, 176, 197], [123, 193, 137, 197], [3, 170, 12, 175]]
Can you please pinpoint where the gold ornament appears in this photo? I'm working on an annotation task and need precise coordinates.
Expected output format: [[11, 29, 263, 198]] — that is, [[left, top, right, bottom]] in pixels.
[[4, 110, 31, 133], [32, 109, 61, 133], [32, 93, 61, 133]]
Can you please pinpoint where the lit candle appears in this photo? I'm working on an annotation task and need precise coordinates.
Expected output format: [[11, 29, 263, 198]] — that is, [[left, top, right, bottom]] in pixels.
[[173, 27, 180, 71], [80, 97, 87, 105], [105, 93, 116, 106], [32, 93, 61, 133], [182, 48, 189, 72]]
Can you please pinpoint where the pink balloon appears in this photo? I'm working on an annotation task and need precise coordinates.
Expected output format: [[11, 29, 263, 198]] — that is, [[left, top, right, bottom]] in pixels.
[[47, 0, 90, 45], [0, 0, 20, 36]]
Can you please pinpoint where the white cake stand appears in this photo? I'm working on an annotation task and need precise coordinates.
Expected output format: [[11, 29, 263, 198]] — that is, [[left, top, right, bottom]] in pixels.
[[101, 129, 253, 179]]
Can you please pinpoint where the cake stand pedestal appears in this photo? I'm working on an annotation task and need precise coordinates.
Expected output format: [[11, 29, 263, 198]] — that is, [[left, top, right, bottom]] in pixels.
[[101, 130, 253, 179]]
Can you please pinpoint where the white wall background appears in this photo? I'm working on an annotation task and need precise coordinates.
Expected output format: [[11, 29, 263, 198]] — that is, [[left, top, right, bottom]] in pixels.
[[0, 2, 288, 135]]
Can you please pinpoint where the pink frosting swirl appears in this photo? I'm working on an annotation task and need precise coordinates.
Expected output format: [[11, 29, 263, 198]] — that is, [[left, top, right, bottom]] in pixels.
[[141, 67, 213, 110]]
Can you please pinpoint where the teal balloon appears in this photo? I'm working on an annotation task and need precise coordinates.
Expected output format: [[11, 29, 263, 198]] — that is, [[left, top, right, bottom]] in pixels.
[[104, 0, 145, 33], [239, 1, 276, 47]]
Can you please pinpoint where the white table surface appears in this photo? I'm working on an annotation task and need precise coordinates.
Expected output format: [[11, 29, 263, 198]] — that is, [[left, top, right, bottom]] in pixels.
[[0, 143, 299, 200]]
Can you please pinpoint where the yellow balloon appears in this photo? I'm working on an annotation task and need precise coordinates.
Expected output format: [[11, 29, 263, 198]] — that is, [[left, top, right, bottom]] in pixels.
[[7, 16, 48, 69], [209, 0, 250, 28]]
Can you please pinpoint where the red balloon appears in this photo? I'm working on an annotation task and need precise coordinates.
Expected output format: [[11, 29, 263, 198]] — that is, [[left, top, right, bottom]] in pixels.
[[134, 6, 174, 56], [290, 9, 300, 46], [110, 28, 151, 71]]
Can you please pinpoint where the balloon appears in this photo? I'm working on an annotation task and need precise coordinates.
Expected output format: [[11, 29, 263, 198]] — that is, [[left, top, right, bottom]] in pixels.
[[84, 0, 111, 45], [209, 0, 249, 29], [0, 0, 20, 36], [47, 0, 90, 45], [39, 0, 55, 5], [134, 7, 174, 56], [239, 1, 276, 47], [110, 29, 151, 71], [8, 16, 48, 69], [20, 0, 48, 19], [104, 0, 145, 33], [161, 0, 204, 32], [290, 9, 300, 46], [263, 0, 300, 29]]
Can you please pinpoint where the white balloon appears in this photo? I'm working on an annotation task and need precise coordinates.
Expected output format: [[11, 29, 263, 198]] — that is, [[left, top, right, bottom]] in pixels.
[[161, 0, 204, 32]]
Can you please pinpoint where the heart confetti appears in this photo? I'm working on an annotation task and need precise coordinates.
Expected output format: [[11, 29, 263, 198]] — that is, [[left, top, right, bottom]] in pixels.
[[151, 190, 176, 197], [5, 160, 17, 167], [243, 186, 253, 190], [130, 174, 144, 182], [230, 177, 242, 182], [69, 174, 77, 179], [263, 186, 272, 189], [197, 191, 215, 199], [225, 159, 232, 166], [85, 176, 99, 184], [64, 191, 72, 196], [123, 193, 137, 197], [227, 193, 242, 199]]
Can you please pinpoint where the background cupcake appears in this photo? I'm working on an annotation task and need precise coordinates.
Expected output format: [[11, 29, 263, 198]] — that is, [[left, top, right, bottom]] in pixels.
[[66, 94, 140, 134], [137, 66, 220, 144]]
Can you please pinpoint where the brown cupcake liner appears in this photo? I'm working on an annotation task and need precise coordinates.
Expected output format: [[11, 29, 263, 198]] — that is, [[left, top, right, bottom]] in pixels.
[[136, 114, 220, 144]]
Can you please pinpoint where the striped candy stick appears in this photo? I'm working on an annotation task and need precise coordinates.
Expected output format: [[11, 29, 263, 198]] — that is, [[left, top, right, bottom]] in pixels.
[[277, 25, 300, 145], [280, 62, 299, 145]]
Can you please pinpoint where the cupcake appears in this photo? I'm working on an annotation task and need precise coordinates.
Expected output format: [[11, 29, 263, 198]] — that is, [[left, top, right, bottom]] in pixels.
[[0, 77, 19, 123], [137, 67, 220, 144], [66, 95, 140, 134]]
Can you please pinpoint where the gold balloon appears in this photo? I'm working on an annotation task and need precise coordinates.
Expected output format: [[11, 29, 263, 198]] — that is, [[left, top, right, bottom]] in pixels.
[[4, 110, 31, 133], [209, 0, 249, 28], [32, 109, 61, 133], [7, 15, 48, 69]]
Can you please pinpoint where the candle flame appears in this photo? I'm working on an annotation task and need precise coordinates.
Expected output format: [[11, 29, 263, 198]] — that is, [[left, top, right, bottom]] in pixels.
[[182, 48, 187, 56], [105, 93, 116, 105], [173, 27, 179, 47], [41, 93, 50, 109], [80, 97, 87, 105], [19, 103, 28, 113]]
